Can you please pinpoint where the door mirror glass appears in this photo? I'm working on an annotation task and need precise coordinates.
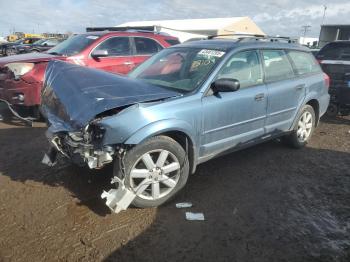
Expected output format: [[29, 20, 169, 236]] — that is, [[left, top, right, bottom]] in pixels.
[[91, 49, 109, 58], [211, 78, 240, 93]]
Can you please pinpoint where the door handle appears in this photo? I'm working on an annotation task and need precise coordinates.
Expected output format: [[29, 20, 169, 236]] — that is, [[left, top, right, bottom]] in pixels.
[[295, 84, 306, 90], [123, 61, 134, 65], [254, 93, 265, 101]]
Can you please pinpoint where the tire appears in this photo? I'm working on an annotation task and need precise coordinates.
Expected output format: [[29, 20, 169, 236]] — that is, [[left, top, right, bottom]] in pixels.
[[0, 110, 12, 123], [326, 103, 339, 117], [114, 136, 189, 208], [283, 105, 316, 149], [5, 48, 15, 56]]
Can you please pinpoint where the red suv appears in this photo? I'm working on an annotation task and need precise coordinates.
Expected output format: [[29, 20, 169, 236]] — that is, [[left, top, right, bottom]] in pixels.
[[0, 31, 179, 119]]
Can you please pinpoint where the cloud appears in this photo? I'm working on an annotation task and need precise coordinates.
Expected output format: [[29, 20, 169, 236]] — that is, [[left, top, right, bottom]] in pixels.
[[0, 0, 349, 38]]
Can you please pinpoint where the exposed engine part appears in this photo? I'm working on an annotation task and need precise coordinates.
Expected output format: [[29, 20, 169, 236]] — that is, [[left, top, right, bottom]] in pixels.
[[101, 176, 136, 213], [86, 149, 114, 169], [45, 129, 115, 169]]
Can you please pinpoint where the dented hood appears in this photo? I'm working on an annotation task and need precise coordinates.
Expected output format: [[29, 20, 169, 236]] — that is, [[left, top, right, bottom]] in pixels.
[[0, 52, 62, 66], [41, 60, 181, 131]]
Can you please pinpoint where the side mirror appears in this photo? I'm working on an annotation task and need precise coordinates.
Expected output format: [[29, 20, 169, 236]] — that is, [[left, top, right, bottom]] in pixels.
[[43, 43, 48, 46], [91, 49, 108, 58], [211, 78, 240, 93]]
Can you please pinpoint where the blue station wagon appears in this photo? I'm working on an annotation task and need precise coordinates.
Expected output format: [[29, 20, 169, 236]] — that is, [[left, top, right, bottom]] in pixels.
[[41, 36, 330, 209]]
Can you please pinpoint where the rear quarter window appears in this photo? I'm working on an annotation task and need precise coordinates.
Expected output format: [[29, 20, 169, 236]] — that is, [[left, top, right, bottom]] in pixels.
[[288, 51, 322, 75]]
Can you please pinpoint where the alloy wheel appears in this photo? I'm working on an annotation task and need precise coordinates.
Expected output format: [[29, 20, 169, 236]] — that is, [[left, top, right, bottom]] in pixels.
[[129, 149, 181, 200], [297, 111, 313, 142]]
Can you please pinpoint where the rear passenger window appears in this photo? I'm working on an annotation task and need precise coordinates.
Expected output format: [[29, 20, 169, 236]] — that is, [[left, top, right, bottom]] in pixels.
[[95, 37, 131, 56], [134, 37, 162, 55], [216, 50, 263, 89], [288, 51, 321, 75], [262, 50, 294, 82]]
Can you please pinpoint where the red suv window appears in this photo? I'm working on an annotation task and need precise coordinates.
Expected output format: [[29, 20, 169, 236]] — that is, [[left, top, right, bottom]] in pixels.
[[134, 37, 162, 55], [95, 37, 131, 56]]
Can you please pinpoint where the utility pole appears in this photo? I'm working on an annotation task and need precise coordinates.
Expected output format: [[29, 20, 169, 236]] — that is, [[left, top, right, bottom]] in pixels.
[[301, 25, 311, 45], [321, 5, 327, 25]]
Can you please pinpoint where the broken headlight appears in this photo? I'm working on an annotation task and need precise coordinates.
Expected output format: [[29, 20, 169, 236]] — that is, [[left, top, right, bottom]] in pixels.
[[5, 62, 34, 79]]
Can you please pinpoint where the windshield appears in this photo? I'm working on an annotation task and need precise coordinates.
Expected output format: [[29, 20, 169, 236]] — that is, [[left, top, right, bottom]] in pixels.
[[47, 34, 100, 56], [129, 47, 226, 92]]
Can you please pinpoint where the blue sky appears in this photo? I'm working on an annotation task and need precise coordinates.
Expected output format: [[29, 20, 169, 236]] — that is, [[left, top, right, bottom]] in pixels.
[[0, 0, 349, 38]]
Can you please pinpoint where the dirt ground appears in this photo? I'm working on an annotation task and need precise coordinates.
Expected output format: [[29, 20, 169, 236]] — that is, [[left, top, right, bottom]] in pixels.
[[0, 116, 349, 262]]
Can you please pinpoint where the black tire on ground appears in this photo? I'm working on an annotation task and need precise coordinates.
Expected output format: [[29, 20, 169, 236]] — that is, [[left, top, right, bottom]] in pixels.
[[113, 135, 189, 208], [283, 104, 316, 149], [326, 103, 339, 117], [0, 111, 12, 123]]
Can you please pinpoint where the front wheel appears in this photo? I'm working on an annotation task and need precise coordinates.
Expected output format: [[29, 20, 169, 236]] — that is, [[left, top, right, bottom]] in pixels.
[[283, 105, 315, 149], [114, 136, 189, 208]]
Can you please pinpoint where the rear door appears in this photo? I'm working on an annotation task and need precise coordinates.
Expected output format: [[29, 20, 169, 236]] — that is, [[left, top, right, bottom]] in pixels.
[[200, 50, 267, 157], [86, 36, 133, 74], [130, 37, 164, 70], [262, 50, 305, 133]]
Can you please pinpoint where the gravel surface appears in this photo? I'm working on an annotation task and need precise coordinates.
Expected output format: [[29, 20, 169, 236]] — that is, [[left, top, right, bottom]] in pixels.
[[0, 116, 349, 262]]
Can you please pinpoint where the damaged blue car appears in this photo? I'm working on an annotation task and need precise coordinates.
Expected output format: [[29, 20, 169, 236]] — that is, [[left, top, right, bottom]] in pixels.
[[41, 36, 330, 209]]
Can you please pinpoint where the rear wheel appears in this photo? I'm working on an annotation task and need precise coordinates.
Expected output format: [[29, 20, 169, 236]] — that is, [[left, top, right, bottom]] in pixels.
[[114, 136, 189, 208], [326, 103, 339, 117], [283, 105, 315, 148], [5, 48, 16, 56]]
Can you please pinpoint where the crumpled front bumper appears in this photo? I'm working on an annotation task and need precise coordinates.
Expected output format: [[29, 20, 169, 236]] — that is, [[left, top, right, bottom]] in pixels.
[[43, 130, 115, 169]]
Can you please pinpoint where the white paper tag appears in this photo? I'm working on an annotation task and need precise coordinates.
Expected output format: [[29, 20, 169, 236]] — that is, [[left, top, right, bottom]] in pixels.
[[198, 49, 225, 57], [86, 35, 99, 40], [185, 212, 205, 221]]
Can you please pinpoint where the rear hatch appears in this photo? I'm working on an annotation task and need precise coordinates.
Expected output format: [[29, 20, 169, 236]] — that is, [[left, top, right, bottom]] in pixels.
[[317, 42, 350, 88]]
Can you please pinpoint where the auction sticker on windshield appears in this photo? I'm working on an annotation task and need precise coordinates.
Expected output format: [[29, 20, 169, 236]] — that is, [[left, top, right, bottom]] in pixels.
[[86, 35, 99, 40], [198, 49, 225, 57]]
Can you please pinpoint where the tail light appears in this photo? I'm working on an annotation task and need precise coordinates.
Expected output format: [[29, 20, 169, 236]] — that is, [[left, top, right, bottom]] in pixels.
[[323, 73, 330, 89]]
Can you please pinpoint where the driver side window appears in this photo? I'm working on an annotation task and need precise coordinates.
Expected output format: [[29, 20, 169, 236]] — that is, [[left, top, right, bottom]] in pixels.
[[216, 50, 263, 89]]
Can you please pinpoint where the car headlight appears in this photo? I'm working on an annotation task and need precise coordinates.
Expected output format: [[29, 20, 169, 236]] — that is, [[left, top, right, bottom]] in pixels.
[[5, 62, 34, 79]]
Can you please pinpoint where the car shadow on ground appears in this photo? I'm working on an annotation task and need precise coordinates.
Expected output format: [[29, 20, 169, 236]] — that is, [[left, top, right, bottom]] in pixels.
[[102, 144, 350, 262], [0, 124, 114, 216], [321, 115, 350, 125]]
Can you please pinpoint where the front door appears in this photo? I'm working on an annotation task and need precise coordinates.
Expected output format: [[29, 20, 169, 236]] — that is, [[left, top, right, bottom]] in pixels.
[[87, 36, 133, 74], [200, 50, 267, 158]]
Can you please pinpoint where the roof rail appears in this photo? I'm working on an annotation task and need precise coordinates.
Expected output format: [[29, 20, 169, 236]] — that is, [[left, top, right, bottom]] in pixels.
[[86, 26, 168, 35], [207, 33, 266, 39], [208, 33, 298, 43]]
